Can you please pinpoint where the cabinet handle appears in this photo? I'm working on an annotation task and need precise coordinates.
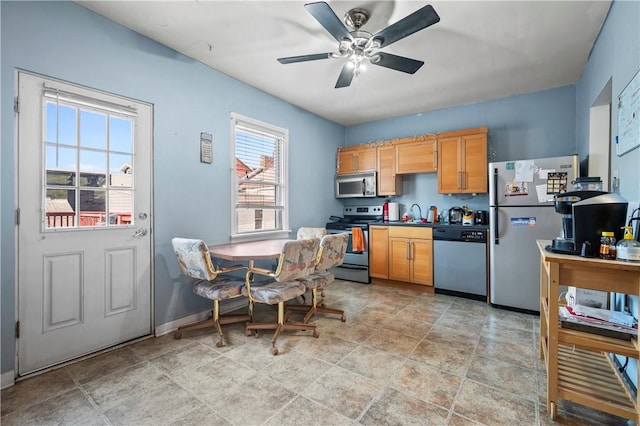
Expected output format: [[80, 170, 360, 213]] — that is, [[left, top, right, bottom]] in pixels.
[[410, 242, 414, 260], [406, 242, 410, 259], [457, 172, 461, 189], [462, 171, 466, 189], [433, 150, 437, 170], [354, 155, 358, 170]]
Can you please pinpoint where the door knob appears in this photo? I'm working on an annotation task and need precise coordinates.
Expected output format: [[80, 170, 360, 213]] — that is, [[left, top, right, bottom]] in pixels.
[[133, 228, 148, 237]]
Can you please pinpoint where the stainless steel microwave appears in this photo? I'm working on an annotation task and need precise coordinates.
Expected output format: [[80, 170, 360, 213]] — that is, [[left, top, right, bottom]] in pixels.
[[335, 172, 377, 198]]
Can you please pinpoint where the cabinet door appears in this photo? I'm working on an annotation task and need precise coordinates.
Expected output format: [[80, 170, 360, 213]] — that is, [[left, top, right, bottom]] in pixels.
[[377, 145, 402, 196], [337, 150, 356, 175], [396, 140, 437, 174], [437, 136, 460, 193], [388, 237, 411, 281], [356, 148, 377, 172], [461, 134, 488, 193], [410, 239, 433, 286], [369, 226, 389, 279]]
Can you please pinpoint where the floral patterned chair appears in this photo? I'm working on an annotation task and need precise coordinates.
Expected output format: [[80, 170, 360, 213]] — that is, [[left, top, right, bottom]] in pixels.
[[296, 227, 327, 240], [243, 238, 320, 355], [287, 233, 349, 323], [171, 238, 250, 347]]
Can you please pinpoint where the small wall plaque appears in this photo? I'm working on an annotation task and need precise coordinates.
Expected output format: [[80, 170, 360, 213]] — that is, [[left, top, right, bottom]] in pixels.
[[200, 132, 213, 164]]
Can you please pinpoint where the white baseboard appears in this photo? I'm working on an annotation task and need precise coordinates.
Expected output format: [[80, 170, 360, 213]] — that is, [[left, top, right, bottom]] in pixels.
[[1, 370, 15, 389], [154, 298, 248, 337]]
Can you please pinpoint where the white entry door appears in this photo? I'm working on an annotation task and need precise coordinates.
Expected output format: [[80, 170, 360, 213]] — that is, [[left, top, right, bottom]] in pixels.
[[17, 72, 153, 375]]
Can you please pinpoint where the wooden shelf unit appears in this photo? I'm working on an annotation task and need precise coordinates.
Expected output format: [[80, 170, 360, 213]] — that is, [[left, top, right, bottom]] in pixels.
[[537, 240, 640, 421]]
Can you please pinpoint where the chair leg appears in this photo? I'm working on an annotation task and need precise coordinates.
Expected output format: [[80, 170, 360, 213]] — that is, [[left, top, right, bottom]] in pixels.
[[287, 289, 317, 323], [174, 300, 250, 347], [288, 288, 346, 322], [247, 301, 319, 355]]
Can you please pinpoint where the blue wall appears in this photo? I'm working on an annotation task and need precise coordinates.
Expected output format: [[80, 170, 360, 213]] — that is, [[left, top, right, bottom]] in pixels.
[[0, 1, 343, 375]]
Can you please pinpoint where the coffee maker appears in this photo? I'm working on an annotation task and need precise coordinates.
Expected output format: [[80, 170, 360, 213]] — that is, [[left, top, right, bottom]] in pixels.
[[550, 191, 628, 256]]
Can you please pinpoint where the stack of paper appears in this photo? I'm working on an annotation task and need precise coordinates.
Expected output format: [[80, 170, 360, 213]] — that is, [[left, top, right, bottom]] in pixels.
[[560, 306, 638, 340]]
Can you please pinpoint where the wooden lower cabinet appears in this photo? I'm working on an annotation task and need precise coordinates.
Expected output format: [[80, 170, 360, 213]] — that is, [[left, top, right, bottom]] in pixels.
[[370, 226, 433, 286], [369, 226, 389, 278]]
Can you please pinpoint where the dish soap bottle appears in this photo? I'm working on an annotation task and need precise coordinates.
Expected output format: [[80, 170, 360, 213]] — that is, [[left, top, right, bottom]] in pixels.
[[616, 226, 640, 262]]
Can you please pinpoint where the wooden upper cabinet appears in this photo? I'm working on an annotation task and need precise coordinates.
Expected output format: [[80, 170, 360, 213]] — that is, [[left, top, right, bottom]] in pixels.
[[336, 145, 376, 175], [377, 144, 402, 196], [395, 138, 437, 174], [437, 128, 488, 194]]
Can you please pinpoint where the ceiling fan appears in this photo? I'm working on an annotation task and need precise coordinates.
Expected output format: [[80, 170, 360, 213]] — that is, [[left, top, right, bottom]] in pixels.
[[277, 1, 440, 88]]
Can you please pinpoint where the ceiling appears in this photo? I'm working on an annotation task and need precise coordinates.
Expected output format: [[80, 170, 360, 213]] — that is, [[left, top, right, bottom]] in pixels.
[[76, 1, 611, 126]]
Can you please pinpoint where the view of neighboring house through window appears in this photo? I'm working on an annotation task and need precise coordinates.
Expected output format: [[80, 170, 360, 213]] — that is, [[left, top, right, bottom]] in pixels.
[[231, 113, 287, 236], [43, 89, 136, 229]]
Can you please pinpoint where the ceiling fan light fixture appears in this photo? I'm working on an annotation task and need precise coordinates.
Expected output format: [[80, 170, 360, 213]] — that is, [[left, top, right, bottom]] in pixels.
[[278, 2, 440, 88]]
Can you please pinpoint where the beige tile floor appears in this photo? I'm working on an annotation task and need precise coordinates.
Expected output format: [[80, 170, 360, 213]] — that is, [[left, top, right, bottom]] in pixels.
[[1, 280, 631, 425]]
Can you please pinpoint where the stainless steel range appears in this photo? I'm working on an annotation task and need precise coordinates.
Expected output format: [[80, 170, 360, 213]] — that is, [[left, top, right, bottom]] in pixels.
[[326, 205, 383, 283]]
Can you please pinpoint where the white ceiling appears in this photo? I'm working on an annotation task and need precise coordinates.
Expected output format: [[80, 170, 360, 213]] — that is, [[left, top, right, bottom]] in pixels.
[[77, 1, 611, 126]]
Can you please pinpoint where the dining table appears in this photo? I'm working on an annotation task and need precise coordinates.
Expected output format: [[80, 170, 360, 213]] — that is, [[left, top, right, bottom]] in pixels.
[[208, 238, 291, 266]]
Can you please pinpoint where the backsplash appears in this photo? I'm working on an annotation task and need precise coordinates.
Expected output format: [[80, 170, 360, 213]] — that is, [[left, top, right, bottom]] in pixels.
[[341, 173, 490, 220]]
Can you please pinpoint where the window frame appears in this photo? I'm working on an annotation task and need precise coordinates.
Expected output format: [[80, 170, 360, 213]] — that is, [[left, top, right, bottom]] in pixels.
[[230, 113, 289, 241], [41, 89, 137, 231]]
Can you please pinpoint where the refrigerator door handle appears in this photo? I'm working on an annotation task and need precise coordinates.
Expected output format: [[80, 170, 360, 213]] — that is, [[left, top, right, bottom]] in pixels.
[[494, 207, 499, 244], [493, 168, 499, 244]]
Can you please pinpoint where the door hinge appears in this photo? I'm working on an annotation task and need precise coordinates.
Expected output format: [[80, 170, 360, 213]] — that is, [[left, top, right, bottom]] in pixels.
[[15, 321, 20, 339], [16, 208, 20, 226], [14, 97, 19, 114]]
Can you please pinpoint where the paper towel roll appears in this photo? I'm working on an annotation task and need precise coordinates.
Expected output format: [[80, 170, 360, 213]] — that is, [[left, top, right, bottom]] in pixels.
[[388, 202, 399, 221]]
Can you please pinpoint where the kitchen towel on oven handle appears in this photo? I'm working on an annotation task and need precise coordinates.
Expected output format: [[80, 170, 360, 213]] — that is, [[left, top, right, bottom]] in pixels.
[[352, 227, 365, 253]]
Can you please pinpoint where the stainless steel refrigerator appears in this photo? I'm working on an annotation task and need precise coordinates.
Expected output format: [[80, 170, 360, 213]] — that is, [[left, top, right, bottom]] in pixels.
[[489, 155, 578, 312]]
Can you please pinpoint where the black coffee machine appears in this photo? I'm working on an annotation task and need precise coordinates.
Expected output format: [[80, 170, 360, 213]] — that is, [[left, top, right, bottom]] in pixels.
[[550, 191, 628, 256]]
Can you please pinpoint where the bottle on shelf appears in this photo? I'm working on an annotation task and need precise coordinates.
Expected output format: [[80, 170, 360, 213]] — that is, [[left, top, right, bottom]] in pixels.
[[616, 226, 640, 262], [383, 200, 389, 223], [598, 231, 616, 260], [427, 205, 438, 223]]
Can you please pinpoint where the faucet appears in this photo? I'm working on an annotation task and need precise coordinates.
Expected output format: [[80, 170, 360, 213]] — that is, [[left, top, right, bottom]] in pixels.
[[410, 204, 422, 222]]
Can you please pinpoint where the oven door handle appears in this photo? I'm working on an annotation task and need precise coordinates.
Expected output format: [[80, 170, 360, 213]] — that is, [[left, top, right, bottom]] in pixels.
[[334, 264, 368, 271]]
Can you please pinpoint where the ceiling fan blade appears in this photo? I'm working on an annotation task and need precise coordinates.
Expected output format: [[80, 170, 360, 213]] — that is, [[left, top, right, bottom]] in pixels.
[[372, 5, 440, 48], [305, 1, 353, 42], [371, 52, 424, 74], [335, 64, 355, 88], [278, 53, 332, 64]]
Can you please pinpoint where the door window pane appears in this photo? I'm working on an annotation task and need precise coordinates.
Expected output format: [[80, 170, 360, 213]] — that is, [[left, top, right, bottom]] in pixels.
[[79, 189, 106, 226], [80, 110, 106, 149], [45, 189, 76, 228], [58, 105, 78, 146], [110, 116, 132, 153]]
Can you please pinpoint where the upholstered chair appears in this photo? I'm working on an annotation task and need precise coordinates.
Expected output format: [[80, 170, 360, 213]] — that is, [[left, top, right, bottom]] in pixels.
[[287, 233, 349, 323], [243, 238, 320, 355], [171, 238, 250, 347], [296, 227, 327, 240]]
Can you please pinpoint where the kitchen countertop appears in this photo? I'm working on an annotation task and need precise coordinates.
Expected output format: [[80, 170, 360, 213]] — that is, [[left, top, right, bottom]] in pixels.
[[370, 221, 489, 231]]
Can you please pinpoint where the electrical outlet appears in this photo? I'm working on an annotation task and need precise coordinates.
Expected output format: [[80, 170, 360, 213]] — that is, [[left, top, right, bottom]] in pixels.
[[612, 169, 619, 189]]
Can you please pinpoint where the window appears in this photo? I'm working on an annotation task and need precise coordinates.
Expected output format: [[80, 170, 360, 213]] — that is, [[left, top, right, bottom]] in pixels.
[[231, 113, 288, 238], [43, 88, 136, 230]]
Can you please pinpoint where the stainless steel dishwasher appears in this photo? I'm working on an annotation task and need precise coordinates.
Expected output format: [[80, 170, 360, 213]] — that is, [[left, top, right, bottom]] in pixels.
[[433, 227, 487, 300]]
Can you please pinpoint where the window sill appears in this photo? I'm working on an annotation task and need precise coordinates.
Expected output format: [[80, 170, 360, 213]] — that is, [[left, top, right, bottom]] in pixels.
[[230, 230, 292, 243]]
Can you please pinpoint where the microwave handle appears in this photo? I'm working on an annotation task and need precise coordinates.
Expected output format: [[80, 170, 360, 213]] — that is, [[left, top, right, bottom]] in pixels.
[[361, 178, 365, 196]]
